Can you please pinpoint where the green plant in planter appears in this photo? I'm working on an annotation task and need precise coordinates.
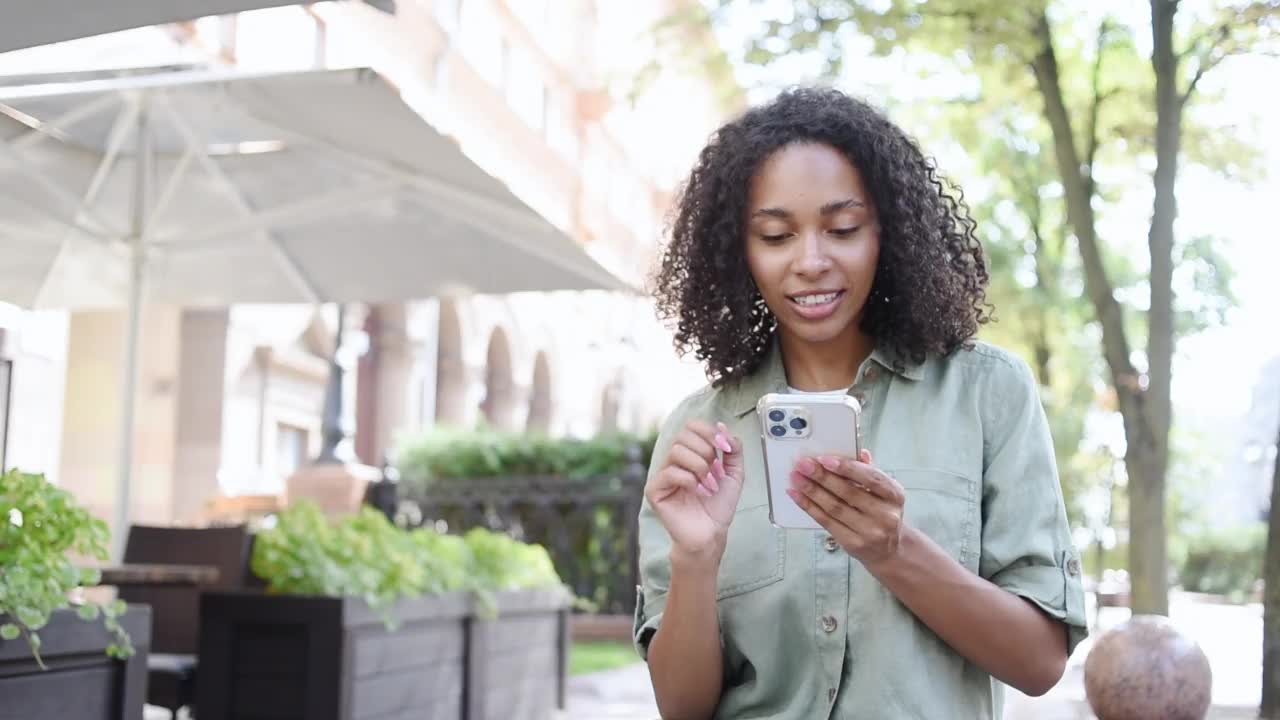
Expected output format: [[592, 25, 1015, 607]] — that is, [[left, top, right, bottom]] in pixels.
[[252, 502, 576, 625], [464, 527, 563, 591], [0, 469, 133, 668], [251, 502, 474, 627]]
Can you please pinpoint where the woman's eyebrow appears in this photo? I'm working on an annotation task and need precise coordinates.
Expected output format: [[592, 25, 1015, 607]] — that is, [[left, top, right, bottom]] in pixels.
[[750, 198, 865, 220], [820, 198, 865, 214]]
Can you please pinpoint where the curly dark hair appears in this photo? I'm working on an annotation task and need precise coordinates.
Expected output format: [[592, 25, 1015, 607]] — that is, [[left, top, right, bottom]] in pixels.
[[651, 86, 991, 388]]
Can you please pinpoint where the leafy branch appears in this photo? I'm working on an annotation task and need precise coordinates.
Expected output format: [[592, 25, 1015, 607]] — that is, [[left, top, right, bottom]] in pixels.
[[0, 470, 134, 668]]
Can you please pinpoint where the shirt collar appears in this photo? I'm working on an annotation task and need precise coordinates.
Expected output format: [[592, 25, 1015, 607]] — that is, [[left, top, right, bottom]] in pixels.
[[725, 337, 924, 418]]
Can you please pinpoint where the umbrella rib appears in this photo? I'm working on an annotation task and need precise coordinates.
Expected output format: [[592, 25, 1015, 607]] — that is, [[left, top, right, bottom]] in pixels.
[[0, 135, 119, 238], [158, 178, 404, 250], [271, 132, 623, 288], [72, 95, 140, 241], [7, 93, 120, 152], [222, 106, 563, 239], [143, 143, 196, 238], [158, 99, 323, 304]]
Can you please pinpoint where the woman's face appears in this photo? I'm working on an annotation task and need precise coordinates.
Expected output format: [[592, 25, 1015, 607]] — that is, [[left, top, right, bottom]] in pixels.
[[744, 142, 881, 348]]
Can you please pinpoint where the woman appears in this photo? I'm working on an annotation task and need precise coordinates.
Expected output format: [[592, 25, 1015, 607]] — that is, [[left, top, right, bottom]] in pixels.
[[637, 87, 1087, 720]]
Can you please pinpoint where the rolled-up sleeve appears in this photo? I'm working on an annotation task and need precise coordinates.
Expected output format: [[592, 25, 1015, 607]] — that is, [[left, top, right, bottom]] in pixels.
[[632, 394, 698, 660], [979, 357, 1088, 656]]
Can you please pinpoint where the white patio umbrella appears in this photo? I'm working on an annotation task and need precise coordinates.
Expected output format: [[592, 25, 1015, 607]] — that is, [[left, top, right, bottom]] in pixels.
[[0, 0, 394, 54], [0, 65, 626, 553]]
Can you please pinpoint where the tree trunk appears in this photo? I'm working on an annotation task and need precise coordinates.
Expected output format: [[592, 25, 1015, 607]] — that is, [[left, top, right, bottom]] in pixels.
[[1129, 0, 1183, 618], [1029, 10, 1170, 615], [1262, 414, 1280, 718]]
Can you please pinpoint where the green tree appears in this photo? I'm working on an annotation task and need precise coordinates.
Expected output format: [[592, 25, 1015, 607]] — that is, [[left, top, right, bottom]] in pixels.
[[701, 0, 1273, 615], [1264, 406, 1280, 717]]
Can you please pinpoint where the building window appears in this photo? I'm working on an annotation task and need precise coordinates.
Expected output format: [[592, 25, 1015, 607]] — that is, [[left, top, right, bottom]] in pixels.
[[276, 422, 309, 481], [0, 359, 10, 470]]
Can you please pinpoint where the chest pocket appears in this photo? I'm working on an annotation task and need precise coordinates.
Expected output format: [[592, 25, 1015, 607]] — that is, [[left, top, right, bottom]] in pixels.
[[717, 504, 786, 600], [889, 468, 980, 573]]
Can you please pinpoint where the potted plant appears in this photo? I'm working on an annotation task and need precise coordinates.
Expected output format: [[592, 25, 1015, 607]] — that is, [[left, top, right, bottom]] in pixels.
[[0, 469, 151, 719], [196, 502, 573, 720], [196, 502, 475, 720], [462, 527, 572, 719]]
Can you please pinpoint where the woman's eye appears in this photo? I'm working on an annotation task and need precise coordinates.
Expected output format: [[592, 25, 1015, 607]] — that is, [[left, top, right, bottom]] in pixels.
[[830, 226, 860, 237], [760, 233, 790, 243]]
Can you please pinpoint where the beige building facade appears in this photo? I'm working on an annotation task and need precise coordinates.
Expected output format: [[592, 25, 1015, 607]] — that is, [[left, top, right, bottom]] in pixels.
[[0, 1, 729, 532]]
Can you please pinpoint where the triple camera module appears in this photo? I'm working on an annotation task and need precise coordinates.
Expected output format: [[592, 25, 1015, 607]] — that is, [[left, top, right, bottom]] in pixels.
[[765, 407, 811, 439]]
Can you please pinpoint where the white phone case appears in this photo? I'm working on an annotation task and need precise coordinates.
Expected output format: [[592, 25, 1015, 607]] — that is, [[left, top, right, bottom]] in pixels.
[[756, 392, 863, 530]]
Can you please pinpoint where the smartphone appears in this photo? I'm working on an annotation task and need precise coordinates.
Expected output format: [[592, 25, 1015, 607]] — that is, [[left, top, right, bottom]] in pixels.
[[756, 392, 863, 530]]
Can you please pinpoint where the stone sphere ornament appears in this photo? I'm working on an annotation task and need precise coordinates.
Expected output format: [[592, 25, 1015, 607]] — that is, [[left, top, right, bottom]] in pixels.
[[1083, 614, 1212, 720]]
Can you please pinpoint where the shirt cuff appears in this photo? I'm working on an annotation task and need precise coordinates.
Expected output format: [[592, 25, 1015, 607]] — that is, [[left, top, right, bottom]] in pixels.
[[989, 550, 1089, 657]]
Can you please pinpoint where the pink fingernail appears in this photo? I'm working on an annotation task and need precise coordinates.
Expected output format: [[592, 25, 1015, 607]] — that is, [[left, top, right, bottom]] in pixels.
[[796, 458, 816, 476], [714, 433, 732, 453], [705, 472, 720, 493], [696, 483, 713, 497], [819, 456, 841, 472]]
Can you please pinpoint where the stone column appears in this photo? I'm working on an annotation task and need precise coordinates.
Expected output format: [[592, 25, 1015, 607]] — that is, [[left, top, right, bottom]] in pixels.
[[171, 308, 229, 524]]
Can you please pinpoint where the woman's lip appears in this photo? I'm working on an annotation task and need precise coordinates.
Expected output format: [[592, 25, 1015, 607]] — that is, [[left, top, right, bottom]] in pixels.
[[787, 290, 846, 320]]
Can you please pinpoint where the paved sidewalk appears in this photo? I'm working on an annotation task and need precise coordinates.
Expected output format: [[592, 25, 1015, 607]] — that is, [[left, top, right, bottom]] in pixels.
[[558, 661, 661, 719]]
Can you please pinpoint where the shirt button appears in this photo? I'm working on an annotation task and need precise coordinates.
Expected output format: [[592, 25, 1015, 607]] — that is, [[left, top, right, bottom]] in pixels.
[[824, 536, 839, 553], [828, 687, 837, 702], [820, 615, 838, 633], [1066, 558, 1081, 576], [864, 366, 878, 381]]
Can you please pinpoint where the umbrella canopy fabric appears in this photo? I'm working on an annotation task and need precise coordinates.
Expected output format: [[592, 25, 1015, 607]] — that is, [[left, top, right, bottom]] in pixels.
[[0, 65, 625, 556], [0, 65, 624, 308], [0, 1, 394, 55]]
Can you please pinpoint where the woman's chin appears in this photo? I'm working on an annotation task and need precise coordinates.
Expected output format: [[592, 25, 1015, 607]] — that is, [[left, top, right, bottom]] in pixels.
[[780, 315, 861, 346]]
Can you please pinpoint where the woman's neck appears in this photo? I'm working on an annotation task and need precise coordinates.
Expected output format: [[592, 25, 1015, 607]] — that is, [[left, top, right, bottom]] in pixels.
[[779, 325, 874, 392]]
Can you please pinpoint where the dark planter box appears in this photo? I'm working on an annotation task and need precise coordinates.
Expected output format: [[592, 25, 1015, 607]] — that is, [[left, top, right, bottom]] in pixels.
[[466, 588, 571, 720], [197, 591, 472, 720], [196, 588, 571, 720], [0, 605, 152, 720]]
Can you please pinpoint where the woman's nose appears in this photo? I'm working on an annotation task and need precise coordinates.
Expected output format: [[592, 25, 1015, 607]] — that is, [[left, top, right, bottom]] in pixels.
[[794, 232, 833, 276]]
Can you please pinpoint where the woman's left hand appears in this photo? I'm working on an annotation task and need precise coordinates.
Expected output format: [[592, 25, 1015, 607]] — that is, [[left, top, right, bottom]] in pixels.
[[787, 449, 907, 568]]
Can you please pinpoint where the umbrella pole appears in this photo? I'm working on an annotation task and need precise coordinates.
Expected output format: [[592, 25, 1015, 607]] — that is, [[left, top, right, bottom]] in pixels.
[[113, 101, 150, 560]]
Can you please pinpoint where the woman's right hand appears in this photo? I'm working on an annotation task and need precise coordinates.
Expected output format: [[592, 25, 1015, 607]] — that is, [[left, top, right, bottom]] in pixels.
[[645, 419, 745, 561]]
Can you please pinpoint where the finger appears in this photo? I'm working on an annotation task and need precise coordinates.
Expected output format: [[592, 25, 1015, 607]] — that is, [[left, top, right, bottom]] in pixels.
[[716, 421, 745, 477], [795, 456, 873, 510], [675, 427, 716, 464], [648, 466, 700, 503], [789, 470, 864, 531], [683, 420, 720, 453], [669, 441, 713, 480], [816, 456, 904, 505], [785, 486, 865, 544]]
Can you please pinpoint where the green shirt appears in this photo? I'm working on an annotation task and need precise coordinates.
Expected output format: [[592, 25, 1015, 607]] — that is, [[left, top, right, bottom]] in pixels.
[[634, 340, 1088, 719]]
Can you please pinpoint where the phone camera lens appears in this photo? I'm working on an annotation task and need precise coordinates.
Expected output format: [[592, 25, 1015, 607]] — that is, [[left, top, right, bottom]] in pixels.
[[789, 417, 807, 430], [769, 425, 787, 437], [768, 409, 785, 422]]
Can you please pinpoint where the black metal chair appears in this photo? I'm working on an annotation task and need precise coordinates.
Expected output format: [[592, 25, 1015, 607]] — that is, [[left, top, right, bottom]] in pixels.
[[116, 524, 253, 719]]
